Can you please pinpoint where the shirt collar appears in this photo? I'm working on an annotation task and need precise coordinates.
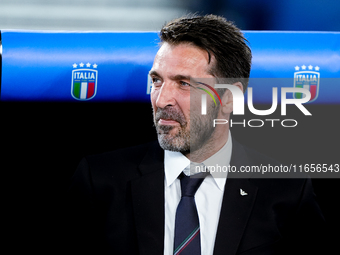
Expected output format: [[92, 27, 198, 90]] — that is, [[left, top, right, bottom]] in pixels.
[[202, 131, 232, 190], [164, 150, 190, 187]]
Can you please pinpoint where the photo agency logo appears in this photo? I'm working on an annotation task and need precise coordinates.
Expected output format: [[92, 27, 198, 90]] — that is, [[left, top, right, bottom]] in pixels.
[[193, 73, 319, 128], [197, 82, 223, 112]]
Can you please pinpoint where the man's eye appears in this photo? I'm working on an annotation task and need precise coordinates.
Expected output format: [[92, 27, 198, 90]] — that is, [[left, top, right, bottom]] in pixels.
[[180, 81, 191, 87], [152, 77, 162, 85]]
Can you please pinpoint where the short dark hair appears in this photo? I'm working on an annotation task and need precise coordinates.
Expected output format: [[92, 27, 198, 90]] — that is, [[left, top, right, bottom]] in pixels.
[[160, 14, 252, 93]]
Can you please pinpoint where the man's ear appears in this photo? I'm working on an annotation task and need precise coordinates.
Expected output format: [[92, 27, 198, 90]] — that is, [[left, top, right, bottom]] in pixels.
[[221, 82, 243, 114]]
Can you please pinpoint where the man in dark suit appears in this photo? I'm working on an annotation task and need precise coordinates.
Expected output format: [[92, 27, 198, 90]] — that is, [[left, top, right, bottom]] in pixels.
[[68, 14, 326, 254]]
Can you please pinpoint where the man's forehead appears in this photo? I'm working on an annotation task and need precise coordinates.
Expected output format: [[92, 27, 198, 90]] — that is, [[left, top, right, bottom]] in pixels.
[[152, 42, 212, 74]]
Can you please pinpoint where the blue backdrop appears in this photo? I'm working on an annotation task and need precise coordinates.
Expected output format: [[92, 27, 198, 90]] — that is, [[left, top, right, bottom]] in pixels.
[[1, 30, 339, 103]]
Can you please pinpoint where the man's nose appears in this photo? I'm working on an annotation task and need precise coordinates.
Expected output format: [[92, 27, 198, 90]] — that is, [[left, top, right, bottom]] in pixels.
[[155, 82, 176, 109]]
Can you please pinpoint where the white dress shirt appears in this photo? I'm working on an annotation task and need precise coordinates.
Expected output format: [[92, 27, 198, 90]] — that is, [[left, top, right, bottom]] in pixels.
[[163, 131, 232, 255]]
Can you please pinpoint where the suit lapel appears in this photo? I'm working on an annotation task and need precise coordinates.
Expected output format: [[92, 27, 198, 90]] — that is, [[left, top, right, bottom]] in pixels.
[[213, 139, 258, 255], [131, 142, 165, 255]]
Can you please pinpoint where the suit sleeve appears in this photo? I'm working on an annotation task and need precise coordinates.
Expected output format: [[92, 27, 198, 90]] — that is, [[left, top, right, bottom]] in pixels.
[[69, 157, 95, 205], [65, 157, 106, 254], [285, 177, 329, 254]]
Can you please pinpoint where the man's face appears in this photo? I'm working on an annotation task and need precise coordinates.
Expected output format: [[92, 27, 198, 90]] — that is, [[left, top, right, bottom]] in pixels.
[[150, 42, 217, 153]]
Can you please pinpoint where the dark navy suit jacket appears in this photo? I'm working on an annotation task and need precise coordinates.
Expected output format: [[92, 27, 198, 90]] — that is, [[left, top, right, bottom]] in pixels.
[[67, 139, 327, 254]]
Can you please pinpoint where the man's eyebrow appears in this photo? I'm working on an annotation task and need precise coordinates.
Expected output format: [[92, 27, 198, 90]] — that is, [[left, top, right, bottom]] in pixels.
[[171, 75, 205, 87], [169, 74, 192, 81], [148, 71, 200, 85], [149, 70, 160, 77], [149, 72, 193, 82]]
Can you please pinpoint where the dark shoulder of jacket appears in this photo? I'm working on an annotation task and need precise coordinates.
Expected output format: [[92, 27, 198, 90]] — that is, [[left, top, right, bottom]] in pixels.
[[79, 140, 162, 182], [241, 143, 282, 167], [234, 139, 309, 191]]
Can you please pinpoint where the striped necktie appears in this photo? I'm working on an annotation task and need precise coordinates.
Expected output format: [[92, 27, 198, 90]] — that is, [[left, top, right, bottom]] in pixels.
[[173, 172, 206, 255]]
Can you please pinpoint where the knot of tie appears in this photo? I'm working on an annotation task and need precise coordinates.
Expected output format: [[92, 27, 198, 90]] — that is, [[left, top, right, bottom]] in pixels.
[[179, 172, 207, 197]]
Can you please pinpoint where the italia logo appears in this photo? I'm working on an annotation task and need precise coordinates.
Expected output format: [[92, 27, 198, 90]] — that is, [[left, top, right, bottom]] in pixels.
[[71, 62, 98, 100], [293, 65, 320, 103]]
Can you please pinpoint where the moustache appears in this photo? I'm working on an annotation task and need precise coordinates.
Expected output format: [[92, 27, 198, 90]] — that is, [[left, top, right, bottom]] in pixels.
[[154, 107, 187, 126]]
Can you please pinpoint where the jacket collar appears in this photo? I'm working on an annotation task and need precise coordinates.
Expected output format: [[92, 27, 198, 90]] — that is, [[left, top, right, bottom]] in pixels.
[[213, 138, 259, 255]]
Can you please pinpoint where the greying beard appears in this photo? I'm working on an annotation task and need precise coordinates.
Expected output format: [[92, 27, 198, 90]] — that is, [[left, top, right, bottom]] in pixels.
[[188, 79, 227, 153], [157, 127, 190, 153], [153, 102, 219, 154], [189, 102, 219, 153], [153, 106, 190, 153]]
